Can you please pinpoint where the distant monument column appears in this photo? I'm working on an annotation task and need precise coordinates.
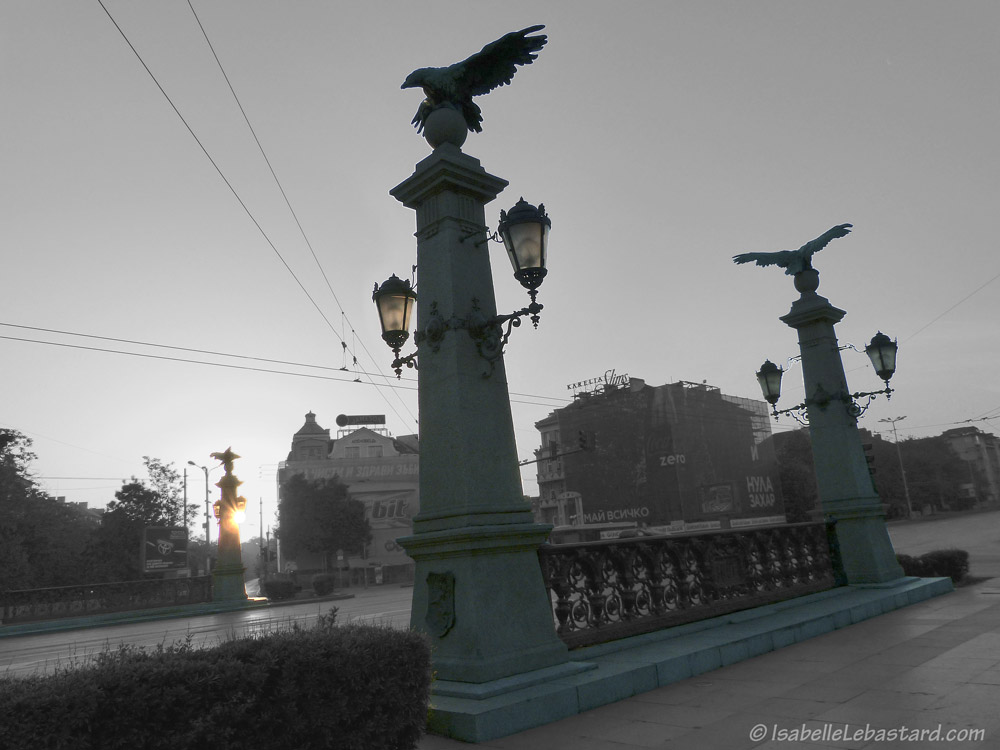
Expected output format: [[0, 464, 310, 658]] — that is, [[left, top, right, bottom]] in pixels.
[[391, 143, 568, 683], [780, 271, 904, 584], [210, 447, 248, 601]]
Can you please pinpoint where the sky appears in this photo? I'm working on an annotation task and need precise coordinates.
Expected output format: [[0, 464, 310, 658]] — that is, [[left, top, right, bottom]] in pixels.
[[3, 1, 998, 542]]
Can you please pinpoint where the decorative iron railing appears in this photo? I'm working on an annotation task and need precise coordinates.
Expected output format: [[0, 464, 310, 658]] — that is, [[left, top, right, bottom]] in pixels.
[[538, 522, 840, 648], [2, 577, 213, 624]]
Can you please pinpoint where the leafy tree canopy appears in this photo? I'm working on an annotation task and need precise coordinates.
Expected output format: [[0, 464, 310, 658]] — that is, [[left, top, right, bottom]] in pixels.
[[0, 429, 92, 589], [87, 457, 189, 582], [278, 475, 372, 570]]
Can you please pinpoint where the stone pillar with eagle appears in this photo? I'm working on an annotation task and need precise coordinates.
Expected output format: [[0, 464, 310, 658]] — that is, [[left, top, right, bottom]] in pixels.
[[392, 25, 569, 685], [210, 447, 248, 601]]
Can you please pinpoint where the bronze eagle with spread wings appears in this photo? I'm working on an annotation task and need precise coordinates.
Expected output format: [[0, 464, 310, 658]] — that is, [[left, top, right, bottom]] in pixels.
[[402, 25, 547, 134], [732, 224, 853, 275]]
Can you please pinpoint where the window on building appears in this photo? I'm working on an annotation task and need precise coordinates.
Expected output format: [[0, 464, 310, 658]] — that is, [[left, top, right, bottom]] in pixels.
[[368, 446, 384, 458], [344, 447, 361, 459]]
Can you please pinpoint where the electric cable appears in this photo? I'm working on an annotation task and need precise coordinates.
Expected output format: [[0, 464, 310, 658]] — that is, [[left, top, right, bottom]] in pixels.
[[0, 333, 570, 408], [185, 0, 417, 426], [95, 1, 413, 428], [0, 321, 569, 404]]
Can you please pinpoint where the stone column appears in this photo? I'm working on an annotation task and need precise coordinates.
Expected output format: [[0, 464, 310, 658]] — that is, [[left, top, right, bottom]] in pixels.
[[391, 143, 568, 684], [211, 449, 247, 601], [780, 271, 904, 584]]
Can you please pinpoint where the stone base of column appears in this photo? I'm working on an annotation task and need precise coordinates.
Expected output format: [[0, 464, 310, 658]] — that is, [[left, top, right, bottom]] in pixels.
[[823, 499, 905, 584], [399, 523, 569, 684], [212, 564, 247, 602]]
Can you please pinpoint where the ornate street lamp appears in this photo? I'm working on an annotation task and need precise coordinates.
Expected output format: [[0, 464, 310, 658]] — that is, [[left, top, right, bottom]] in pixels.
[[372, 274, 417, 376], [498, 198, 550, 302], [375, 201, 551, 377], [234, 495, 248, 525], [865, 331, 898, 386], [758, 333, 898, 421], [755, 360, 784, 407]]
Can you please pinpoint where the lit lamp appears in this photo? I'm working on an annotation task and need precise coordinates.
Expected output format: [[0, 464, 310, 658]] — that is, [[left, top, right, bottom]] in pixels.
[[213, 500, 221, 520], [373, 274, 417, 376], [756, 359, 784, 407], [865, 331, 898, 387], [498, 198, 550, 302], [234, 495, 248, 525]]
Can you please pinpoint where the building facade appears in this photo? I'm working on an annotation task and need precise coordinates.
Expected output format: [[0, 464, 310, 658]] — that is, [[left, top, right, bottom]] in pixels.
[[277, 412, 419, 583], [535, 377, 785, 539], [942, 426, 1000, 505]]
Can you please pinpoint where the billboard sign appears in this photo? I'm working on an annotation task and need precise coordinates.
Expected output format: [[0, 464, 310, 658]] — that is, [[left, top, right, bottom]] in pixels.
[[336, 414, 386, 426], [558, 382, 785, 529], [142, 527, 189, 572]]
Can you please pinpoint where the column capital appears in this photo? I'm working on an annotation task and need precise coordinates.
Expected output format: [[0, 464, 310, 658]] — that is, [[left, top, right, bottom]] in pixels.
[[780, 292, 847, 329], [390, 144, 508, 209]]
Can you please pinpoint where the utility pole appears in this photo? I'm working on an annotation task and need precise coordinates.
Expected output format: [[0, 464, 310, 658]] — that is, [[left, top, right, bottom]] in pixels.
[[879, 416, 914, 518]]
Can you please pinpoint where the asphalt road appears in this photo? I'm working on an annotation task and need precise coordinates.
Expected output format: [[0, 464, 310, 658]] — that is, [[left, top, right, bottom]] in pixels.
[[888, 507, 1000, 578], [0, 584, 413, 678]]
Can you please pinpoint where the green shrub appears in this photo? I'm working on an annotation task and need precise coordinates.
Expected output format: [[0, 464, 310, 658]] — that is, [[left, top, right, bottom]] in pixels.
[[263, 577, 296, 600], [895, 553, 924, 577], [0, 621, 431, 750], [312, 573, 337, 596], [920, 549, 969, 583], [896, 549, 969, 583]]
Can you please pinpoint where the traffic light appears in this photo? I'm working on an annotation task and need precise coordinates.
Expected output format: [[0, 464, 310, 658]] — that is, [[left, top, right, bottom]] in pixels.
[[862, 443, 876, 475]]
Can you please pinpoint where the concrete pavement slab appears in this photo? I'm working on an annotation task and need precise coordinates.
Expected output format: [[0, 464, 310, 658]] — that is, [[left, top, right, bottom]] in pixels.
[[418, 579, 999, 748]]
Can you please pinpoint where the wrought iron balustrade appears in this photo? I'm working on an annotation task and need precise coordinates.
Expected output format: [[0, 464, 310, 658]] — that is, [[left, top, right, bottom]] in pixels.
[[2, 577, 213, 624], [537, 522, 840, 648]]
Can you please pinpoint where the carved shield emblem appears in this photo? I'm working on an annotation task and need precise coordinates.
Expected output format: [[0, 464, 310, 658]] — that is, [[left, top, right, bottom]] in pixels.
[[425, 571, 456, 638]]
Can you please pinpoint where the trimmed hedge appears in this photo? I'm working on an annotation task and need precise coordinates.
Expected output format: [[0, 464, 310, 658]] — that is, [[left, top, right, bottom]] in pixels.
[[312, 573, 338, 596], [897, 549, 970, 583], [262, 577, 296, 600], [0, 616, 431, 750]]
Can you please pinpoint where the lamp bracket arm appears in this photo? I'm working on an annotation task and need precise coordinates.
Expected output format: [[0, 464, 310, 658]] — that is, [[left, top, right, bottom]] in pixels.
[[459, 224, 502, 247], [390, 352, 419, 379]]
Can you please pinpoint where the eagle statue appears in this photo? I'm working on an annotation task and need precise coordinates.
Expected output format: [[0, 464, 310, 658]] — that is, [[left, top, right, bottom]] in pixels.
[[402, 25, 547, 134], [732, 224, 853, 275]]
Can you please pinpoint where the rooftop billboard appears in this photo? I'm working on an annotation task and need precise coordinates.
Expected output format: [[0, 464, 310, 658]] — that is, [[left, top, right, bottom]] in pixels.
[[555, 382, 784, 532]]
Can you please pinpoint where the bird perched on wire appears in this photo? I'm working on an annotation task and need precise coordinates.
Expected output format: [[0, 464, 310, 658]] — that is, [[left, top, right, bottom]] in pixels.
[[401, 25, 547, 134], [732, 224, 853, 275]]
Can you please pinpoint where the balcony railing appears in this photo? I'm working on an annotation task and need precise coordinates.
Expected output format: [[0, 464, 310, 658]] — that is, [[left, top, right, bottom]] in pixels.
[[2, 577, 213, 624], [538, 521, 840, 648]]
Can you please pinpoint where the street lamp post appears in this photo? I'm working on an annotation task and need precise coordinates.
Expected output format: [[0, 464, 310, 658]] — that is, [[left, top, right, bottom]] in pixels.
[[749, 256, 904, 583], [383, 146, 568, 685], [188, 461, 212, 548], [377, 56, 570, 682], [208, 447, 248, 602], [880, 416, 914, 518]]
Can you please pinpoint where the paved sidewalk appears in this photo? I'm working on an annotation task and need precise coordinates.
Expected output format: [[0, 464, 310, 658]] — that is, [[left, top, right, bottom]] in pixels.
[[419, 580, 1000, 749]]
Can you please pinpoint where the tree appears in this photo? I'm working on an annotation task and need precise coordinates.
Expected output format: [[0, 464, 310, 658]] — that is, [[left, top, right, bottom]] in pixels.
[[277, 475, 371, 572], [86, 458, 189, 582], [771, 429, 819, 523], [141, 456, 199, 528], [0, 429, 92, 590]]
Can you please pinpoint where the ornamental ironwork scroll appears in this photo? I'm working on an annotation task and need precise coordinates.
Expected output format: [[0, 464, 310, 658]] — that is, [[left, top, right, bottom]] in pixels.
[[537, 522, 839, 649]]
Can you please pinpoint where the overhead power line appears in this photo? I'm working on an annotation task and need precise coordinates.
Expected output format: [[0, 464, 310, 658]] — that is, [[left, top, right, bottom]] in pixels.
[[185, 0, 417, 427], [96, 1, 339, 344], [903, 268, 1000, 343], [95, 1, 415, 428], [0, 321, 570, 405], [0, 333, 570, 409]]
